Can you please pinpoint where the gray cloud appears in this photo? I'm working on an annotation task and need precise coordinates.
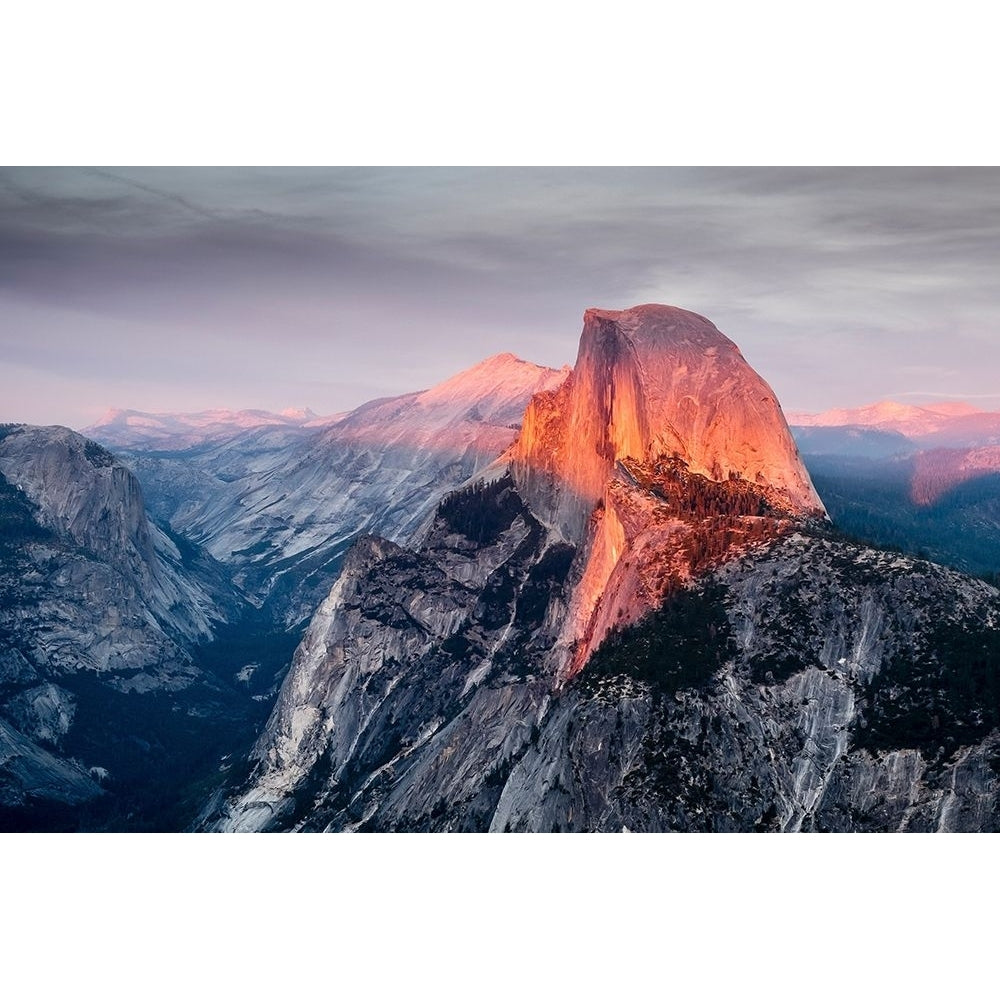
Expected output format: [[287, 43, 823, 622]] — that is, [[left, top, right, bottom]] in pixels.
[[2, 166, 999, 427]]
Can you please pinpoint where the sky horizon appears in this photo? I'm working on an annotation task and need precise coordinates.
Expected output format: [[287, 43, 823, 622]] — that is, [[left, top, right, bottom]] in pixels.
[[3, 166, 1000, 429]]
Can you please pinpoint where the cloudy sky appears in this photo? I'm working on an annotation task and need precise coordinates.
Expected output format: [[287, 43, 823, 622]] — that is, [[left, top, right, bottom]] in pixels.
[[2, 166, 999, 428]]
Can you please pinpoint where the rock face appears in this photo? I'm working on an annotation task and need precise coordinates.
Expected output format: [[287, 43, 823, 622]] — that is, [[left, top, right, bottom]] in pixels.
[[512, 305, 823, 545], [493, 536, 1000, 832], [212, 513, 1000, 832], [0, 424, 250, 824], [202, 305, 1000, 834], [0, 425, 231, 648], [96, 355, 569, 626], [212, 476, 568, 832], [506, 306, 824, 674]]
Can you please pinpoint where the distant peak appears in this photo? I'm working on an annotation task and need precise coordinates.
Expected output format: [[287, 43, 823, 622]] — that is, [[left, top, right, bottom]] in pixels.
[[91, 407, 135, 425], [419, 353, 564, 399], [405, 353, 569, 426], [790, 398, 992, 432], [871, 400, 922, 415], [467, 352, 553, 373]]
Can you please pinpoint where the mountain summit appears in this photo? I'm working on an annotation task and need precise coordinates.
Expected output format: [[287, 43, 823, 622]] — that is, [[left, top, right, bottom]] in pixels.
[[512, 304, 823, 545]]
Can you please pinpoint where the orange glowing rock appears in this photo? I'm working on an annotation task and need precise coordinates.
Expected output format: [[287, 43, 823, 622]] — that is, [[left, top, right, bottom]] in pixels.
[[503, 304, 825, 677], [511, 304, 823, 543]]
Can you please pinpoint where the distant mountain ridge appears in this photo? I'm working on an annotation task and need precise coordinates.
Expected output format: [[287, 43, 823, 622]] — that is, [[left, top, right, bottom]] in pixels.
[[789, 399, 1000, 448], [790, 397, 1000, 577], [84, 406, 342, 452]]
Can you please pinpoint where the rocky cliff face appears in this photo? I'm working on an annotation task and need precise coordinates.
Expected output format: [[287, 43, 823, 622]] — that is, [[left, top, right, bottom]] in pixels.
[[493, 536, 1000, 832], [212, 509, 1000, 832], [511, 305, 823, 544], [202, 306, 1000, 834], [0, 424, 252, 824], [97, 355, 568, 626], [0, 424, 232, 646], [211, 476, 569, 831], [504, 305, 824, 675]]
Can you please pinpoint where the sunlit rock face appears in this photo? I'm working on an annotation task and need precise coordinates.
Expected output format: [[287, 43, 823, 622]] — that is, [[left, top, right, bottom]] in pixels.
[[511, 304, 823, 545], [508, 305, 825, 672]]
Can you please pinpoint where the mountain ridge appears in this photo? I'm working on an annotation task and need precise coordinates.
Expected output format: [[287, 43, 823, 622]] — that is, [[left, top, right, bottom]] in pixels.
[[90, 355, 569, 626], [790, 398, 1000, 447]]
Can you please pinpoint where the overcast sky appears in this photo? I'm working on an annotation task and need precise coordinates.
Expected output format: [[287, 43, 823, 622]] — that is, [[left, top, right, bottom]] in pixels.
[[2, 166, 999, 428]]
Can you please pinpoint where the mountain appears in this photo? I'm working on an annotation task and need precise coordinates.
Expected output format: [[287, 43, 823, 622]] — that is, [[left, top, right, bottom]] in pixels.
[[9, 308, 999, 832], [94, 354, 570, 626], [0, 423, 261, 828], [0, 353, 568, 829], [507, 304, 823, 674], [210, 304, 1000, 834], [790, 401, 1000, 578], [790, 426, 917, 460], [84, 406, 337, 452], [789, 399, 1000, 449]]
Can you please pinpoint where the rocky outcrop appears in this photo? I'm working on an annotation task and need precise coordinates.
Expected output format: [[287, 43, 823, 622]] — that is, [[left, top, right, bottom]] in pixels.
[[212, 518, 1000, 832], [493, 535, 1000, 832], [0, 717, 101, 812], [504, 305, 824, 674], [214, 476, 565, 831], [0, 424, 234, 646]]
